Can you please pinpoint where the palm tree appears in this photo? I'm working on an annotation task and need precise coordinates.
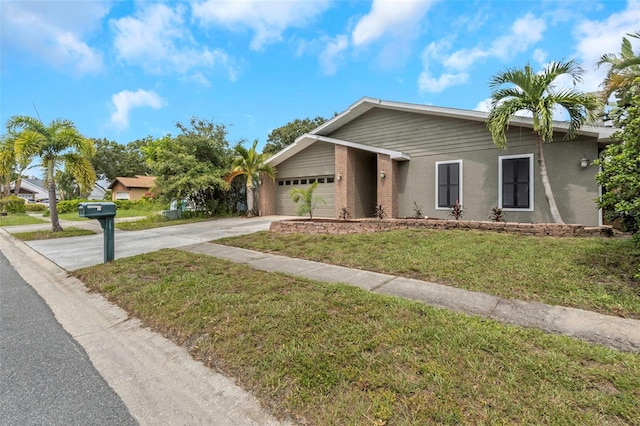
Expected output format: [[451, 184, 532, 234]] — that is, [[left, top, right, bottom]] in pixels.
[[598, 31, 640, 105], [290, 181, 325, 220], [225, 139, 275, 215], [486, 60, 602, 224], [7, 116, 96, 231]]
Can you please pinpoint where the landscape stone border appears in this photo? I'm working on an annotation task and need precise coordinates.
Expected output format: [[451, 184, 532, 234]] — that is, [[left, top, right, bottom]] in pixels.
[[270, 218, 615, 238]]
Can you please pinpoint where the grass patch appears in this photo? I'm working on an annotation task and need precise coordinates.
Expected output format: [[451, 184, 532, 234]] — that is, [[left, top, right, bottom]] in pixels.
[[115, 214, 216, 231], [75, 249, 640, 425], [57, 208, 153, 221], [0, 213, 48, 226], [219, 229, 640, 318], [12, 227, 96, 241]]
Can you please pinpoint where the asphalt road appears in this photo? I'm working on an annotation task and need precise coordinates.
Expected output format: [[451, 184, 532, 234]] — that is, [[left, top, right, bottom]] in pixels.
[[0, 251, 136, 425]]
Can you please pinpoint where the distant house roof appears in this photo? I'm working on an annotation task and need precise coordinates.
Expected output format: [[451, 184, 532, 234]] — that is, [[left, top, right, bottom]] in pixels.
[[108, 175, 157, 190]]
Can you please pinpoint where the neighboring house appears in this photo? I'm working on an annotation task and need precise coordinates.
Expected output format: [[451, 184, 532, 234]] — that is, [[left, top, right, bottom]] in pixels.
[[88, 180, 109, 200], [10, 177, 49, 202], [258, 97, 617, 226], [108, 175, 156, 201]]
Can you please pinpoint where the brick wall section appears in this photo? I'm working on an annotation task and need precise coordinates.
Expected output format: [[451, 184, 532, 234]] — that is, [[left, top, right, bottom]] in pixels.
[[258, 172, 276, 216], [270, 219, 614, 238], [377, 154, 398, 218], [335, 145, 356, 218]]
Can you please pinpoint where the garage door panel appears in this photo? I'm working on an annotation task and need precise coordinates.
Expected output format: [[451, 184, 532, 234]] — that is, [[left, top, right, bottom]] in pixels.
[[276, 180, 334, 217]]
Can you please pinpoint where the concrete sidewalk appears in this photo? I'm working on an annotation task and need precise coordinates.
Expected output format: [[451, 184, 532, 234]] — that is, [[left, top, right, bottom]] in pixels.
[[181, 242, 640, 353]]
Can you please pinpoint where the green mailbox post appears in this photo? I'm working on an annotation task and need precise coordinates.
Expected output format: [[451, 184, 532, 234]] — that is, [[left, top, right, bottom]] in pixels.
[[79, 202, 116, 262]]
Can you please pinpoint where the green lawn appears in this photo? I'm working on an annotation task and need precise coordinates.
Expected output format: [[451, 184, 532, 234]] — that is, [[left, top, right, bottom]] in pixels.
[[57, 208, 155, 221], [11, 227, 96, 241], [74, 250, 640, 425], [0, 213, 47, 226], [219, 229, 640, 319]]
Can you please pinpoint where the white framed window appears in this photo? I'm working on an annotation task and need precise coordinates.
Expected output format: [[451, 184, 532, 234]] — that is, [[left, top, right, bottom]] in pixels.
[[499, 154, 534, 211], [435, 160, 463, 209], [115, 191, 130, 200]]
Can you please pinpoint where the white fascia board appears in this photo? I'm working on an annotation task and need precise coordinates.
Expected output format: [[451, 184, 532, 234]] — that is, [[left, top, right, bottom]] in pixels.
[[265, 133, 410, 167]]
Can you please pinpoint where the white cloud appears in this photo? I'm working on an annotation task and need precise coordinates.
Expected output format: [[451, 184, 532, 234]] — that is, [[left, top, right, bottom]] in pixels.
[[110, 90, 167, 129], [474, 98, 492, 113], [351, 0, 436, 47], [319, 35, 349, 76], [111, 3, 236, 82], [572, 0, 640, 93], [0, 0, 106, 74], [532, 48, 547, 65], [191, 0, 332, 51], [419, 12, 547, 93]]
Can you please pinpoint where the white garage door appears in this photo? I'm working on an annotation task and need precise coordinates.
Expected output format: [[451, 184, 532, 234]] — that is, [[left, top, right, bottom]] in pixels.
[[276, 176, 335, 217]]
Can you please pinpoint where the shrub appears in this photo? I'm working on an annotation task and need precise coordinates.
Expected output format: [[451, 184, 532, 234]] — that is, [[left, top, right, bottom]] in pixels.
[[449, 200, 463, 220], [56, 199, 88, 214], [0, 196, 26, 213], [25, 203, 47, 212]]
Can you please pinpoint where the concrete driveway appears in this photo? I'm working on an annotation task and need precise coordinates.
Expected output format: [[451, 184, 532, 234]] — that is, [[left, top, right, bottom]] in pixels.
[[23, 216, 293, 271]]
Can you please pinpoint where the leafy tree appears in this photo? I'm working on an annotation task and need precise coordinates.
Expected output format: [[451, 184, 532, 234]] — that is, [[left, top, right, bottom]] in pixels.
[[598, 31, 640, 119], [144, 118, 234, 214], [0, 132, 34, 198], [8, 116, 95, 232], [595, 96, 640, 246], [91, 137, 151, 181], [290, 181, 325, 220], [486, 60, 602, 224], [225, 139, 275, 215], [263, 116, 328, 156]]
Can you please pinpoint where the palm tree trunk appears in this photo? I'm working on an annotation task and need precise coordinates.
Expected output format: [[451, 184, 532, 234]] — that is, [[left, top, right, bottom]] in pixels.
[[537, 138, 565, 224], [14, 175, 22, 198], [246, 185, 255, 216], [47, 159, 63, 232]]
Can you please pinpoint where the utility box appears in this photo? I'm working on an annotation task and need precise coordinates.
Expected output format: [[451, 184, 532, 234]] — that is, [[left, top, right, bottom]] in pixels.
[[78, 202, 117, 263], [78, 202, 116, 219]]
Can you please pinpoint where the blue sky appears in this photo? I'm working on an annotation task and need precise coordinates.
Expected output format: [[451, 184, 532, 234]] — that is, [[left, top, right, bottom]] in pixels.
[[2, 0, 639, 153]]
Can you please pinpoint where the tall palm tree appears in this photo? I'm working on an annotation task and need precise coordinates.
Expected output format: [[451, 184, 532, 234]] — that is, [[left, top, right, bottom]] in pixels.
[[598, 31, 640, 105], [486, 60, 602, 224], [225, 139, 275, 215], [8, 116, 96, 231]]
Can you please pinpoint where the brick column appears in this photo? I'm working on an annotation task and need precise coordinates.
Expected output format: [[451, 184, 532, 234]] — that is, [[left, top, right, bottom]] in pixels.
[[257, 172, 276, 216], [377, 153, 398, 218], [335, 145, 356, 218]]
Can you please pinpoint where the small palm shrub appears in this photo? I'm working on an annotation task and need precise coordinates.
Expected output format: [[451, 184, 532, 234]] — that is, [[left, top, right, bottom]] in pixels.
[[290, 182, 325, 220]]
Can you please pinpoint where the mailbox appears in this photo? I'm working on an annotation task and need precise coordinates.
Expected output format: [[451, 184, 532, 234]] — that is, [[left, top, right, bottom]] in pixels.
[[78, 202, 117, 263], [79, 202, 116, 218]]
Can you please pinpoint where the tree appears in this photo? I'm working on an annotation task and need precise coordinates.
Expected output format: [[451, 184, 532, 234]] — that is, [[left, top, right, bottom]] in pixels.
[[486, 60, 602, 224], [8, 116, 95, 232], [290, 181, 325, 220], [595, 96, 640, 245], [91, 137, 151, 181], [0, 132, 34, 198], [263, 116, 328, 156], [144, 118, 234, 214], [598, 31, 640, 116], [225, 139, 275, 215]]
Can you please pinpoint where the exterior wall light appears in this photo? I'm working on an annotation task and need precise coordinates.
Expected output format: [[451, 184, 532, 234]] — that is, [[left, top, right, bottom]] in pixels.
[[580, 156, 589, 168], [380, 170, 386, 178], [337, 174, 342, 181]]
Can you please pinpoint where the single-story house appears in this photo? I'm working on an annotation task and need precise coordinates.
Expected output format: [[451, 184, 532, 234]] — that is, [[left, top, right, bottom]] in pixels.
[[258, 97, 617, 226], [108, 175, 156, 201], [10, 177, 49, 202]]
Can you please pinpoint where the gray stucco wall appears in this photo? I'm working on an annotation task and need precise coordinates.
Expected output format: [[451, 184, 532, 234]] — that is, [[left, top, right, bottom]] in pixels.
[[329, 109, 602, 225]]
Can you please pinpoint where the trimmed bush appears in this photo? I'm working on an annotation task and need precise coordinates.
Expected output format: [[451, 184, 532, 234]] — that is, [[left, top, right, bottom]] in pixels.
[[56, 199, 89, 214], [0, 196, 26, 213], [25, 203, 47, 212]]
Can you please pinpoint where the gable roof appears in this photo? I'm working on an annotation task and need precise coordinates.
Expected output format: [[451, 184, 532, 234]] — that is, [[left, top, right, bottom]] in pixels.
[[267, 97, 619, 167], [108, 175, 156, 190]]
